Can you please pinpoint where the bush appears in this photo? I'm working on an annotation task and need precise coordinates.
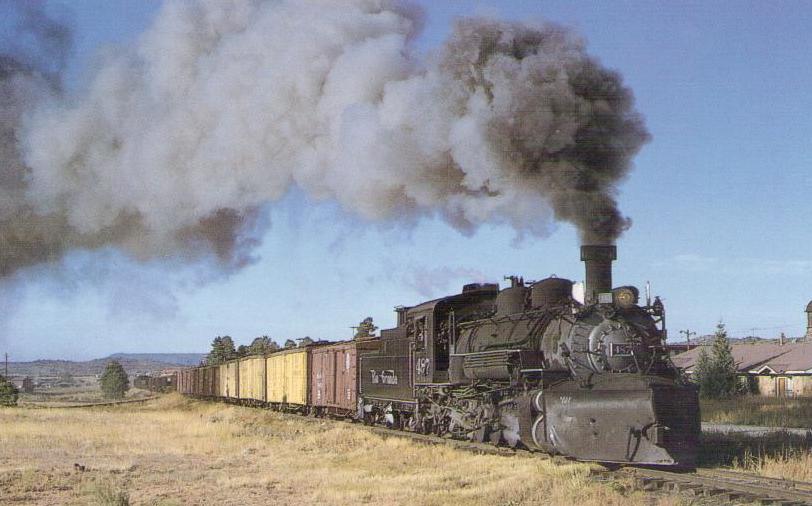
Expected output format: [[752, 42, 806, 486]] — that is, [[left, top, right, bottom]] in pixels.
[[0, 375, 19, 406], [99, 361, 130, 399]]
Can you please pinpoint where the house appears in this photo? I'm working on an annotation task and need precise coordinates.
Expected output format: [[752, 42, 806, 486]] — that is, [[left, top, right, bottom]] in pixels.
[[672, 342, 812, 397]]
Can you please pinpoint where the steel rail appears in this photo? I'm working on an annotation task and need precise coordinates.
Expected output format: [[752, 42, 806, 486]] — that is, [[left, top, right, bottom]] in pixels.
[[622, 466, 812, 505], [20, 395, 160, 409]]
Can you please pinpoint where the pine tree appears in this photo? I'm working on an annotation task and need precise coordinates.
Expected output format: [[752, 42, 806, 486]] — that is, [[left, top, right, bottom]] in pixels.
[[99, 361, 130, 399], [0, 375, 19, 406], [693, 346, 712, 392], [207, 335, 239, 365], [694, 322, 739, 399], [284, 339, 297, 349], [220, 336, 237, 360], [248, 336, 278, 355]]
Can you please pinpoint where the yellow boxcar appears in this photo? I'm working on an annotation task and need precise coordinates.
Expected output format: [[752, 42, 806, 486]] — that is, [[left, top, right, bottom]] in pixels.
[[266, 349, 309, 405], [218, 363, 228, 398], [238, 356, 266, 401], [221, 360, 240, 399]]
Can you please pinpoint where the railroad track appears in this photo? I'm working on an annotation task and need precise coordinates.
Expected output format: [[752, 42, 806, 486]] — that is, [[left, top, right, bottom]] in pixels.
[[361, 423, 812, 505], [21, 395, 160, 409], [620, 467, 812, 505]]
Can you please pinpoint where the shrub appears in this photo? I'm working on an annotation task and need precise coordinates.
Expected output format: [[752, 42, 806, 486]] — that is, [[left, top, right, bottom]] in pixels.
[[99, 361, 130, 399], [0, 375, 19, 406]]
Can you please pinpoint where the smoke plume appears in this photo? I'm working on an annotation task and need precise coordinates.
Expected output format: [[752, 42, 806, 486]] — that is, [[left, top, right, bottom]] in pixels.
[[2, 0, 649, 278]]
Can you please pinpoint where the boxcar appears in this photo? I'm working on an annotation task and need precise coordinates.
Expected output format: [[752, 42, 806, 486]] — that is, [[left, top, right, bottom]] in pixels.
[[192, 367, 202, 396], [310, 339, 380, 416], [218, 363, 229, 399], [178, 369, 189, 395], [266, 348, 309, 407], [222, 361, 240, 399], [200, 366, 219, 397], [238, 356, 266, 402], [133, 375, 150, 390]]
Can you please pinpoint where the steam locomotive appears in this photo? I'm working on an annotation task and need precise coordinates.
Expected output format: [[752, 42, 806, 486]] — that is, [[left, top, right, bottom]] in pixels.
[[178, 244, 700, 467], [359, 245, 700, 466]]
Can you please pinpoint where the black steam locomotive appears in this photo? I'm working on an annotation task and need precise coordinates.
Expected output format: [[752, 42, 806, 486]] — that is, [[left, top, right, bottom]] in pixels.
[[359, 245, 700, 466]]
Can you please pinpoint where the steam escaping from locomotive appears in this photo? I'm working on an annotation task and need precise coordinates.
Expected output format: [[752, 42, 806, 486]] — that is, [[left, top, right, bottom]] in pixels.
[[1, 0, 649, 278]]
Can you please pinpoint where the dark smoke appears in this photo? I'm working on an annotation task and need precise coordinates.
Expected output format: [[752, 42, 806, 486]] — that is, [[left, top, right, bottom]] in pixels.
[[1, 1, 649, 279], [441, 19, 649, 244]]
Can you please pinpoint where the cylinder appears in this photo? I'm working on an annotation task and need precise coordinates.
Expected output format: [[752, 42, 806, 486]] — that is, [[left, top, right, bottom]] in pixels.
[[581, 245, 617, 305]]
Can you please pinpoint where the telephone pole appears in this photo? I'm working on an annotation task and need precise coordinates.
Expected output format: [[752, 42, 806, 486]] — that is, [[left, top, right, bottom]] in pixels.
[[679, 329, 696, 345], [4, 353, 7, 377]]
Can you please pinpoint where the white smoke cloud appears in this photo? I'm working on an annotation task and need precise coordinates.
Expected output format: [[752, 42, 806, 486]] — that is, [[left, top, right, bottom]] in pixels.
[[401, 265, 488, 298], [2, 0, 648, 278]]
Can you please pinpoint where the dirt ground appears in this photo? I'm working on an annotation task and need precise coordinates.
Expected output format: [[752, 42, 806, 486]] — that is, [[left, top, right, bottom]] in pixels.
[[0, 394, 689, 506]]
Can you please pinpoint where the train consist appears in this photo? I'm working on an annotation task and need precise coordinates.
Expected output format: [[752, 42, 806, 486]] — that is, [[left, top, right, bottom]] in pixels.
[[179, 245, 700, 467], [133, 373, 177, 393]]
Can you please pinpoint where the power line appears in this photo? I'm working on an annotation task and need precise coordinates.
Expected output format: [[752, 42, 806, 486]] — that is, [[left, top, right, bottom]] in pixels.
[[679, 329, 696, 344]]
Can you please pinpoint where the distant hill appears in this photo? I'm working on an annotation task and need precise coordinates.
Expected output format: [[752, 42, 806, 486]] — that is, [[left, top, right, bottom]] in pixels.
[[5, 352, 207, 378], [107, 353, 207, 366]]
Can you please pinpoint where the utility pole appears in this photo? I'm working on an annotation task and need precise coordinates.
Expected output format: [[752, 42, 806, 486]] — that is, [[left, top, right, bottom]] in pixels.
[[679, 329, 696, 345], [4, 352, 7, 377]]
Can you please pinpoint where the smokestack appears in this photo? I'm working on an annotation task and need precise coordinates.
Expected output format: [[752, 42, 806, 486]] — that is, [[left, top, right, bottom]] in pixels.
[[581, 245, 617, 305]]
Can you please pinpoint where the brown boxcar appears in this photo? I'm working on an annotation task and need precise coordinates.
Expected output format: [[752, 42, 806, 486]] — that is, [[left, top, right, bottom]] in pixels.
[[191, 367, 201, 396], [310, 339, 380, 416], [200, 366, 219, 397], [178, 369, 188, 395]]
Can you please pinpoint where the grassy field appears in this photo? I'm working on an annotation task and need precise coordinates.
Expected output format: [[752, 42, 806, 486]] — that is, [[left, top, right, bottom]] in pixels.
[[0, 395, 689, 506], [701, 396, 812, 428], [699, 396, 812, 482], [19, 376, 154, 407]]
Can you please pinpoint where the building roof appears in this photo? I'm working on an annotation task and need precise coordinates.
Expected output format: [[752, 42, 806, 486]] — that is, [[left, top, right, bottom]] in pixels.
[[673, 342, 812, 374], [806, 300, 812, 312]]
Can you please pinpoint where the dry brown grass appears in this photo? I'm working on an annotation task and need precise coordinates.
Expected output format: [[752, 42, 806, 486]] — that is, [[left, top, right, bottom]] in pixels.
[[19, 376, 153, 407], [701, 396, 812, 428], [0, 394, 687, 505], [731, 448, 812, 482]]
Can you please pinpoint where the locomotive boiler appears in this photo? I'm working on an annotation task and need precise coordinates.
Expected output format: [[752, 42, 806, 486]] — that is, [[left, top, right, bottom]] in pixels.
[[359, 245, 700, 466]]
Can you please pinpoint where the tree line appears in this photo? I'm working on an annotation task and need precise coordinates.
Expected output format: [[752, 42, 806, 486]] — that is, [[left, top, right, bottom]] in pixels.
[[205, 317, 378, 366], [205, 335, 312, 366]]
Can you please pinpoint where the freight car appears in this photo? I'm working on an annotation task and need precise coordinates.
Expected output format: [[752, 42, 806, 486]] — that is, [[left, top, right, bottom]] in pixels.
[[181, 245, 699, 467], [133, 372, 177, 393], [311, 339, 380, 417]]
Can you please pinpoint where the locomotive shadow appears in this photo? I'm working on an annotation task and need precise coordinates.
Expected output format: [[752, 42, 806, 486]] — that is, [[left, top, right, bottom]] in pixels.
[[696, 431, 812, 468]]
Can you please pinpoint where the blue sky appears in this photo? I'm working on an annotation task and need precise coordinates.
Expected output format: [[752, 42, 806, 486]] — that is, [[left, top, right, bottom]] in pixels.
[[3, 0, 812, 360]]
